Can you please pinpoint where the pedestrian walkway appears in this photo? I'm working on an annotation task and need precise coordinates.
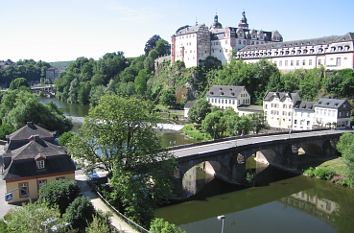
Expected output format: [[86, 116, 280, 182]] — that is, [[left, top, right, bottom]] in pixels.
[[75, 171, 139, 233]]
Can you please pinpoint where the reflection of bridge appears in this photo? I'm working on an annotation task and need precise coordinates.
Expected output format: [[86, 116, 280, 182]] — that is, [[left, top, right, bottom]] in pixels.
[[30, 85, 55, 97], [169, 130, 352, 197]]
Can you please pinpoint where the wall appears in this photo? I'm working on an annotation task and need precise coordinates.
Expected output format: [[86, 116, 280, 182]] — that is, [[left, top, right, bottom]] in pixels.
[[5, 172, 75, 204]]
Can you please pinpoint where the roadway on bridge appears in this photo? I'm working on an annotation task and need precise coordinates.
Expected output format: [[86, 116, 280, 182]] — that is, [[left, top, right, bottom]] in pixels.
[[170, 130, 352, 159]]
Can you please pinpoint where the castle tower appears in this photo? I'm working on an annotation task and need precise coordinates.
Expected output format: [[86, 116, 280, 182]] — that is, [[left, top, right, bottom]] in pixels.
[[238, 11, 249, 29]]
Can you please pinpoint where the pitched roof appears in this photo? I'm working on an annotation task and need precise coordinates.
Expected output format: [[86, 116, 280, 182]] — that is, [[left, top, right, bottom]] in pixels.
[[207, 85, 246, 98], [315, 97, 351, 109], [239, 32, 354, 52], [4, 136, 66, 161], [6, 122, 55, 141], [3, 137, 75, 180], [294, 101, 315, 112], [264, 91, 300, 103]]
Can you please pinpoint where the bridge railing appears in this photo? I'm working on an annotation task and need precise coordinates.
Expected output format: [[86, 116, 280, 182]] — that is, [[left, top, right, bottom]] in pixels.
[[168, 128, 331, 151]]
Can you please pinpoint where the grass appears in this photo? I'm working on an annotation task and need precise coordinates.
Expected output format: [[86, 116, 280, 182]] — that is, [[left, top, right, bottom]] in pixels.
[[317, 157, 348, 177], [182, 124, 211, 141]]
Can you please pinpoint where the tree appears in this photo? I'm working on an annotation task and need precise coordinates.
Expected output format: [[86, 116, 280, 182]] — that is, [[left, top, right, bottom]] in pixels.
[[201, 109, 226, 139], [67, 95, 176, 225], [65, 196, 95, 229], [86, 215, 112, 233], [39, 179, 80, 214], [4, 202, 65, 233], [188, 98, 211, 124], [9, 77, 29, 90], [144, 35, 162, 55], [58, 131, 75, 146], [299, 68, 323, 101], [336, 133, 354, 179], [150, 218, 185, 233], [159, 89, 176, 108]]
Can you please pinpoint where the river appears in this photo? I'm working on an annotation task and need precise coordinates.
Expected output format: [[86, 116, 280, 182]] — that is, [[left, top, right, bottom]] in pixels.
[[40, 97, 354, 233]]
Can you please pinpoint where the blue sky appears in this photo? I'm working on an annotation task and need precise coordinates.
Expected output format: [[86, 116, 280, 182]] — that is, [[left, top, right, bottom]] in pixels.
[[1, 0, 353, 62]]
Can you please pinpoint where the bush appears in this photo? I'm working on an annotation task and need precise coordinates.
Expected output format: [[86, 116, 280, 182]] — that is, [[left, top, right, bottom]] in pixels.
[[65, 196, 95, 230], [182, 124, 211, 141], [0, 219, 8, 233], [39, 179, 80, 214], [58, 131, 75, 146], [303, 167, 335, 180], [150, 218, 185, 233]]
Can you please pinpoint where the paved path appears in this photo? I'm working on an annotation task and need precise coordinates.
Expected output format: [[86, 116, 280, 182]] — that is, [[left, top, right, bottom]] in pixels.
[[75, 170, 139, 233], [170, 129, 352, 158], [0, 179, 18, 219]]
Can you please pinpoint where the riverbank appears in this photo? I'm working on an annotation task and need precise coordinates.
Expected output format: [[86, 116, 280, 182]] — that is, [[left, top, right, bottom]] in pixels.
[[303, 157, 353, 188]]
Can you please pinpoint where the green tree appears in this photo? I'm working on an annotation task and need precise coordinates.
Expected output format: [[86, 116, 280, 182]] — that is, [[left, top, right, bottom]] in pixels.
[[39, 179, 80, 214], [299, 68, 323, 101], [201, 109, 226, 139], [86, 215, 112, 233], [188, 98, 211, 124], [65, 196, 95, 230], [4, 202, 64, 233], [67, 95, 176, 225], [150, 218, 185, 233], [58, 131, 75, 146], [159, 89, 176, 108], [9, 77, 29, 90], [337, 133, 354, 179]]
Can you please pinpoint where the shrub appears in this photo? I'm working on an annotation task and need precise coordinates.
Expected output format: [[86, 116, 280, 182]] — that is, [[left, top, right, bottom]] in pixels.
[[182, 124, 211, 141], [65, 196, 95, 229], [58, 131, 75, 146], [39, 179, 80, 214], [303, 167, 335, 180], [0, 219, 8, 233], [150, 218, 185, 233], [86, 214, 111, 233]]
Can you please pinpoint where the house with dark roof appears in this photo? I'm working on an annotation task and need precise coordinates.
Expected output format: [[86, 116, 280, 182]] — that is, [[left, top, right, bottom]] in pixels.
[[293, 101, 315, 130], [263, 91, 301, 129], [207, 85, 251, 113], [314, 97, 351, 128], [1, 124, 75, 204]]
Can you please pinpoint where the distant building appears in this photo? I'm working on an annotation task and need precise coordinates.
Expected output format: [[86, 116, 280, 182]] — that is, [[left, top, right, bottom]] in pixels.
[[0, 59, 15, 70], [314, 97, 351, 128], [263, 91, 300, 129], [263, 92, 352, 130], [207, 85, 251, 112], [171, 12, 283, 68], [237, 33, 354, 71], [1, 122, 75, 203]]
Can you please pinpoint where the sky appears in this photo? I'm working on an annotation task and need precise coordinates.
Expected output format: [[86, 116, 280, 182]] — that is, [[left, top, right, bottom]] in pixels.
[[1, 0, 354, 62]]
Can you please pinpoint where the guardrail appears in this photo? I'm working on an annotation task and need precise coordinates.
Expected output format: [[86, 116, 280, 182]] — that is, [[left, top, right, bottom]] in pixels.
[[90, 183, 150, 233], [167, 128, 331, 151]]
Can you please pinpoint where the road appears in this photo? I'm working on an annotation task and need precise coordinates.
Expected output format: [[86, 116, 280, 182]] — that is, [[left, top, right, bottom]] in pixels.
[[170, 130, 352, 158]]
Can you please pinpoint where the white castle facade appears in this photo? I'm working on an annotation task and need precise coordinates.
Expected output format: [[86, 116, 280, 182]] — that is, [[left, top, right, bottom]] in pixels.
[[237, 33, 354, 71], [171, 12, 283, 68]]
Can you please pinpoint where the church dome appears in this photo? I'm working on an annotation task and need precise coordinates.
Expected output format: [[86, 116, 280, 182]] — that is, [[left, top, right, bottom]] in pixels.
[[212, 14, 223, 29]]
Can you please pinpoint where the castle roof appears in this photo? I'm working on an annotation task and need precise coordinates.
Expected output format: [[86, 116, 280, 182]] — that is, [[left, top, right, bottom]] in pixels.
[[264, 91, 301, 103]]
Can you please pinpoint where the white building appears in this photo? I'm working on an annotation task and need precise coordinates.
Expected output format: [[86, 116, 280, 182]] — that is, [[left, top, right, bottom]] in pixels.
[[292, 101, 315, 130], [207, 85, 251, 112], [184, 100, 194, 118], [263, 92, 300, 129], [314, 97, 351, 128], [237, 33, 354, 71], [171, 12, 282, 68], [264, 92, 352, 130]]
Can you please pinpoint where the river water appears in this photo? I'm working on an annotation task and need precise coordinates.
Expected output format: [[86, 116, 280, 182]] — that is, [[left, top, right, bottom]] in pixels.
[[40, 97, 354, 233]]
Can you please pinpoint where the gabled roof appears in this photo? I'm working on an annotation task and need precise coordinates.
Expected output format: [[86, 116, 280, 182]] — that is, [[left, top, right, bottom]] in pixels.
[[6, 122, 55, 141], [4, 136, 66, 161], [264, 91, 300, 103], [294, 101, 315, 112], [207, 85, 247, 98], [315, 97, 351, 110]]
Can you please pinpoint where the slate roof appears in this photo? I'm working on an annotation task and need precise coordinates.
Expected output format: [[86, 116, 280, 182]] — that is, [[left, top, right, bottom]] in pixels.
[[7, 122, 55, 141], [240, 32, 354, 52], [314, 97, 351, 110], [294, 101, 315, 112], [3, 137, 75, 180], [263, 91, 301, 103], [207, 85, 246, 98]]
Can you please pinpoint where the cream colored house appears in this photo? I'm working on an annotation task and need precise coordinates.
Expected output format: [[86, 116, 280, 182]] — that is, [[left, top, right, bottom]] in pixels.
[[1, 123, 75, 203]]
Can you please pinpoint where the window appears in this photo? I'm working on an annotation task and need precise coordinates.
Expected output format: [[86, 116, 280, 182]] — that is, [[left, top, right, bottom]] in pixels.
[[296, 60, 299, 66], [309, 59, 312, 66], [279, 60, 282, 66], [290, 60, 293, 66], [318, 59, 321, 65], [336, 57, 341, 66], [37, 179, 47, 190], [265, 104, 268, 109], [294, 120, 297, 124], [302, 60, 306, 65], [36, 160, 45, 169], [19, 182, 29, 198], [285, 60, 288, 66]]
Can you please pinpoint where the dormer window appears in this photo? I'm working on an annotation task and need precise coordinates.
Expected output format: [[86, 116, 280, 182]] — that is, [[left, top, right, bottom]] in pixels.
[[37, 160, 45, 169]]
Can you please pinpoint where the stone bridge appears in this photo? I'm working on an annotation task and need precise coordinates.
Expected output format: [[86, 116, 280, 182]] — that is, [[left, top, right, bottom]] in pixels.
[[169, 130, 352, 198]]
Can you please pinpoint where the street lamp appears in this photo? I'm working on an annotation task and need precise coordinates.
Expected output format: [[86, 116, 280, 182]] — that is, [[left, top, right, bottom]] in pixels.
[[217, 215, 225, 233]]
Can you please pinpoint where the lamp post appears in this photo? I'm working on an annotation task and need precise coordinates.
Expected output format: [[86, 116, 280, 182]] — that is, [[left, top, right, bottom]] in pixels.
[[217, 215, 225, 233]]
